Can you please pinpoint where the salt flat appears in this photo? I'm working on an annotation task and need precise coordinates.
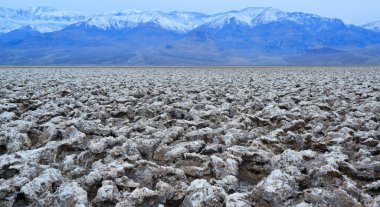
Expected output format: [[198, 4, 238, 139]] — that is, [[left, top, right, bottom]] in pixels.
[[0, 67, 379, 206]]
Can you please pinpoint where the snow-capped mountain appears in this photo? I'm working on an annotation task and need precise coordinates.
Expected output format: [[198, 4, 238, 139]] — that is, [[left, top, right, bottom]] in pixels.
[[363, 20, 380, 32], [1, 6, 380, 66], [0, 7, 213, 33], [204, 7, 284, 28], [0, 7, 92, 33], [199, 7, 345, 30], [73, 11, 210, 32], [0, 6, 358, 33]]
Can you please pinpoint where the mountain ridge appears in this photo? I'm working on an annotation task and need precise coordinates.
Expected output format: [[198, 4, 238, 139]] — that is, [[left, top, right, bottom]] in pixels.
[[363, 20, 380, 32], [1, 6, 373, 33], [1, 6, 380, 65]]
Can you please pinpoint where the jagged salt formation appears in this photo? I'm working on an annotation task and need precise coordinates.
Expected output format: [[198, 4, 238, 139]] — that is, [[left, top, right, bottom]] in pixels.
[[0, 67, 379, 206]]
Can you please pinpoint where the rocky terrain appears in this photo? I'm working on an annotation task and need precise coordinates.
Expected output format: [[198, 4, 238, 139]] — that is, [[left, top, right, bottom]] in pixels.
[[0, 67, 379, 207]]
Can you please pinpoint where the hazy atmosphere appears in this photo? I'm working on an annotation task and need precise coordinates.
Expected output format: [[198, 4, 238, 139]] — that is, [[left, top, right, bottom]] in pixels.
[[1, 0, 380, 206], [1, 0, 380, 25]]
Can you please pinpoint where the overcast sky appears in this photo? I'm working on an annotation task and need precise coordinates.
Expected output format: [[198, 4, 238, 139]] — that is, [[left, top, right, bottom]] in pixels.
[[1, 0, 379, 25]]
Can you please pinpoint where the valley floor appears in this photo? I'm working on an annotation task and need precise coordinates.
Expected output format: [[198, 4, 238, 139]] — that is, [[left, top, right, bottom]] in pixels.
[[0, 67, 380, 206]]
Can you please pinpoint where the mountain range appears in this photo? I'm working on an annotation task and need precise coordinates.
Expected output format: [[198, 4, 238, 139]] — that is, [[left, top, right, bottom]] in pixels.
[[1, 7, 380, 66]]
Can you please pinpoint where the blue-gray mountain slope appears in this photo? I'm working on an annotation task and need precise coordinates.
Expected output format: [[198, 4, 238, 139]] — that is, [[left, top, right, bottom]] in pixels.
[[0, 7, 380, 65]]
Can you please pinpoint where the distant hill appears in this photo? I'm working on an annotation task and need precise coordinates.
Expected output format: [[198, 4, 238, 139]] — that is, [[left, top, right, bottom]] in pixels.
[[363, 20, 380, 32], [1, 7, 380, 66]]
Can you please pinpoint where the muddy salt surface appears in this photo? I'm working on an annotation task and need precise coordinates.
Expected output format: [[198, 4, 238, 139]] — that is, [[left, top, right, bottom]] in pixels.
[[0, 67, 380, 206]]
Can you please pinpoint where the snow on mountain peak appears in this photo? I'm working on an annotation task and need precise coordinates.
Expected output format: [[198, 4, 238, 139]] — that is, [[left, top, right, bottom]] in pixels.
[[83, 16, 135, 30], [363, 20, 380, 32], [0, 7, 91, 33], [0, 6, 355, 34], [79, 11, 203, 32], [205, 7, 289, 28], [29, 6, 57, 13]]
